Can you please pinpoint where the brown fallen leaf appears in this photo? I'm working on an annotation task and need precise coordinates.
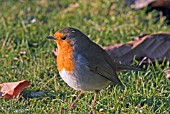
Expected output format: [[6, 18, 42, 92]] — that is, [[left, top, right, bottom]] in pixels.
[[125, 0, 170, 24], [104, 33, 170, 65], [126, 0, 170, 9], [164, 67, 170, 79], [0, 80, 31, 99], [151, 0, 170, 9], [126, 0, 156, 9]]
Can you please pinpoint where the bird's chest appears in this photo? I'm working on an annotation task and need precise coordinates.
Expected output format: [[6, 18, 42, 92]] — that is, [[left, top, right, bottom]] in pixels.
[[57, 43, 75, 73], [57, 49, 82, 90], [58, 55, 88, 90]]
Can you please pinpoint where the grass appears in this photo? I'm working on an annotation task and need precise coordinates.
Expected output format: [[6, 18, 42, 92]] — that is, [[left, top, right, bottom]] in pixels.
[[0, 0, 170, 113]]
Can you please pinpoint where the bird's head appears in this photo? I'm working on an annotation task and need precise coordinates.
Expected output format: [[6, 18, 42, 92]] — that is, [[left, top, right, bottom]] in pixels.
[[46, 27, 89, 50]]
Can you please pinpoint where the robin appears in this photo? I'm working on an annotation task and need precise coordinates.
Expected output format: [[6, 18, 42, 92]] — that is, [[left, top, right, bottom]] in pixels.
[[46, 27, 142, 113]]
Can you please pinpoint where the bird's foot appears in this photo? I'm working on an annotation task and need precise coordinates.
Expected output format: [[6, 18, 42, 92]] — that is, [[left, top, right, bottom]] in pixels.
[[89, 109, 94, 114], [69, 102, 76, 110]]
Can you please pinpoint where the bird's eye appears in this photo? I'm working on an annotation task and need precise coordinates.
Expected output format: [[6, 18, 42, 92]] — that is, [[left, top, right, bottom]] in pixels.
[[61, 36, 66, 40]]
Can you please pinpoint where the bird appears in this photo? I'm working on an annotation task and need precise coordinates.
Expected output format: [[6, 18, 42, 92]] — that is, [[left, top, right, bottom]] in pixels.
[[46, 27, 142, 113]]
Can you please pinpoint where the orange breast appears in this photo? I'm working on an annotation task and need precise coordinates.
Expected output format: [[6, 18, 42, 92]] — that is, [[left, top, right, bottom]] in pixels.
[[56, 40, 74, 73]]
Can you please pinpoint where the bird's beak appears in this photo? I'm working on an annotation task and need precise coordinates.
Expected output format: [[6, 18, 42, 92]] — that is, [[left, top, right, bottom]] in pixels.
[[46, 36, 55, 40]]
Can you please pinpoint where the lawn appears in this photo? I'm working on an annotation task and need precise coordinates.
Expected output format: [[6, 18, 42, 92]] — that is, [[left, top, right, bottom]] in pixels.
[[0, 0, 169, 113]]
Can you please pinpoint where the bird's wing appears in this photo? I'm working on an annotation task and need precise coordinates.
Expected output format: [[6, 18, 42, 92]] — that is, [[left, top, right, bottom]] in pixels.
[[81, 42, 123, 85]]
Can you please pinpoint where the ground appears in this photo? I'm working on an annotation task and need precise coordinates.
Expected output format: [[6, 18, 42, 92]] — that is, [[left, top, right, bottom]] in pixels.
[[0, 0, 169, 113]]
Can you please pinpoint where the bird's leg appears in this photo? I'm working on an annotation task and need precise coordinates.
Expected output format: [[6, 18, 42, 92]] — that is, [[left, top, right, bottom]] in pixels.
[[69, 91, 84, 110], [90, 90, 99, 114]]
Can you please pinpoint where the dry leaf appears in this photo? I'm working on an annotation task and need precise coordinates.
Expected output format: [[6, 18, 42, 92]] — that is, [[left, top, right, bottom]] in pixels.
[[126, 0, 170, 9], [126, 0, 156, 9], [0, 80, 31, 99], [125, 0, 170, 24], [164, 67, 170, 79], [150, 0, 170, 9], [104, 33, 170, 65]]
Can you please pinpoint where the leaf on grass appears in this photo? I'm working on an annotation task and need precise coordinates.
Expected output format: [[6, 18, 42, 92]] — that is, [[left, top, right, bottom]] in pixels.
[[164, 67, 170, 79], [104, 33, 170, 65], [0, 80, 31, 99], [125, 0, 170, 9], [126, 0, 156, 9], [125, 0, 170, 24], [151, 0, 170, 9]]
